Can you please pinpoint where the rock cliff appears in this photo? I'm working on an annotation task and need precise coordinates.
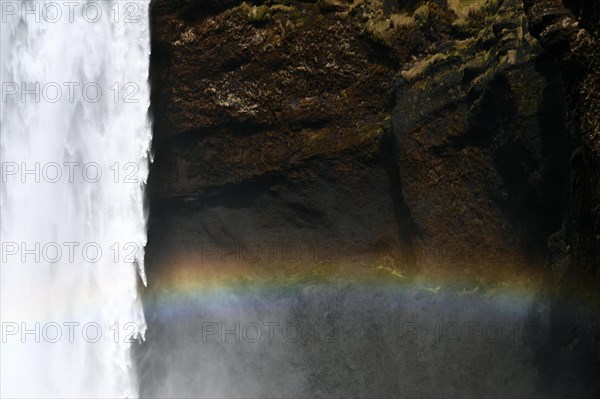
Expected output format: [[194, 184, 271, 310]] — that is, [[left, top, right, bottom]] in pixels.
[[147, 0, 568, 280], [139, 0, 599, 396], [522, 0, 600, 388]]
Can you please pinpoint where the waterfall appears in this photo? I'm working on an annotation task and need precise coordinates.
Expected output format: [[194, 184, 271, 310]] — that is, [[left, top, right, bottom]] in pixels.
[[0, 1, 151, 397]]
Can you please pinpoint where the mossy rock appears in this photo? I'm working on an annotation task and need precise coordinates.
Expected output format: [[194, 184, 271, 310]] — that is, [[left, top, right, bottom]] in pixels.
[[248, 5, 270, 23], [390, 13, 415, 28], [365, 18, 393, 44], [270, 4, 297, 13], [318, 0, 348, 13], [447, 0, 488, 19]]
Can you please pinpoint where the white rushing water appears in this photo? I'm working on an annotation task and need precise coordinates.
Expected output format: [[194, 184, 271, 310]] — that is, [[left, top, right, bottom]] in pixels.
[[0, 1, 151, 397]]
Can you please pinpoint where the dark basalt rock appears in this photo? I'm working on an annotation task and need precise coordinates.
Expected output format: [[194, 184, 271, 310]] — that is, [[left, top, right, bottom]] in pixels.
[[147, 0, 567, 279], [147, 0, 413, 280], [392, 0, 568, 271], [139, 0, 598, 396], [522, 0, 600, 391]]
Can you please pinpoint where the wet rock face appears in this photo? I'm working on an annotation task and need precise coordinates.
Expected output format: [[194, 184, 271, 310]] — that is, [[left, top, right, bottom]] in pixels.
[[524, 0, 600, 285], [148, 0, 407, 269], [522, 0, 600, 387], [392, 0, 569, 269], [148, 0, 567, 277], [141, 0, 600, 396]]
